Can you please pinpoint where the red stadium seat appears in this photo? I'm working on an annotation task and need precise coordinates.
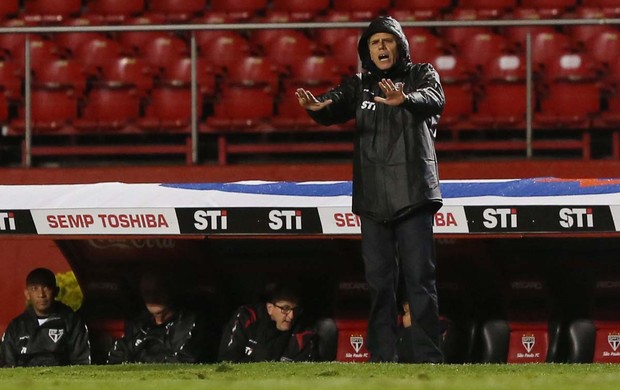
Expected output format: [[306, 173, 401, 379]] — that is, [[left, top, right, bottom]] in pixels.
[[0, 0, 19, 19], [12, 36, 62, 72], [567, 8, 610, 47], [332, 0, 391, 20], [193, 12, 236, 51], [429, 54, 470, 83], [101, 56, 154, 96], [12, 89, 78, 133], [457, 32, 510, 73], [75, 86, 140, 131], [206, 85, 274, 130], [458, 0, 517, 17], [24, 0, 82, 24], [270, 0, 330, 22], [139, 86, 201, 132], [73, 36, 124, 75], [585, 29, 620, 68], [34, 58, 87, 97], [198, 32, 251, 74], [519, 0, 578, 17], [531, 31, 573, 71], [439, 83, 474, 130], [209, 0, 268, 21], [226, 56, 279, 90], [329, 34, 361, 75], [149, 0, 206, 22], [115, 15, 168, 54], [0, 19, 32, 59], [472, 55, 527, 129], [273, 85, 335, 130], [263, 31, 315, 73], [157, 57, 217, 98], [442, 9, 493, 48], [0, 94, 8, 122], [408, 29, 448, 64], [289, 55, 341, 88], [86, 0, 145, 23], [582, 0, 620, 16], [250, 12, 300, 51], [502, 8, 556, 49], [139, 35, 189, 73], [391, 0, 452, 20], [54, 16, 108, 55], [314, 11, 362, 53], [0, 61, 23, 99]]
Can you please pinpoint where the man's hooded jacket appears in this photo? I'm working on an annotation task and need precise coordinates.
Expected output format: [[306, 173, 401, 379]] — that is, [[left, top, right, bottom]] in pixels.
[[308, 16, 445, 222]]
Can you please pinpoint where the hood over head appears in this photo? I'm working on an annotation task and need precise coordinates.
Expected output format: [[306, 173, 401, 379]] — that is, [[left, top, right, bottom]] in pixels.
[[358, 16, 411, 75]]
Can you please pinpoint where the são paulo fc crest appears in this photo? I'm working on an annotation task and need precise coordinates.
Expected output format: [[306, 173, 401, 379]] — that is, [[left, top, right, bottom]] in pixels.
[[350, 335, 364, 353], [608, 334, 620, 351], [48, 329, 64, 343], [522, 335, 535, 353]]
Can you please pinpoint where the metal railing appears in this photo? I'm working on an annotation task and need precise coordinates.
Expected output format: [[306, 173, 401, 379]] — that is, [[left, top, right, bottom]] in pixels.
[[2, 17, 619, 165]]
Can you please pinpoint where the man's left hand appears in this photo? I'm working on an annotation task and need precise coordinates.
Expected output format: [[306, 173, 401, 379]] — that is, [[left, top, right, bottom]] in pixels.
[[374, 78, 405, 106]]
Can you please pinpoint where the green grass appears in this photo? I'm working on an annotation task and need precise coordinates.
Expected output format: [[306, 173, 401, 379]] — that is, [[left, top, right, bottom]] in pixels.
[[1, 363, 620, 390]]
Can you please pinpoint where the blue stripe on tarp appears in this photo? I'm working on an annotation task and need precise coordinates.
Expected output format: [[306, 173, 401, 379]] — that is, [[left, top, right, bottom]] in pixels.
[[161, 178, 620, 198]]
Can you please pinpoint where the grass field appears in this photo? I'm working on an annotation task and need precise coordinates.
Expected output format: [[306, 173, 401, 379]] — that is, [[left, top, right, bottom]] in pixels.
[[1, 362, 620, 390]]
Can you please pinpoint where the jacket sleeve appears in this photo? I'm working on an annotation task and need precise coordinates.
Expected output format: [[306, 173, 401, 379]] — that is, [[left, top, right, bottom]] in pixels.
[[306, 76, 358, 126], [401, 63, 445, 116], [171, 311, 212, 363], [106, 320, 135, 364], [0, 325, 18, 367], [217, 306, 254, 363], [67, 313, 91, 365]]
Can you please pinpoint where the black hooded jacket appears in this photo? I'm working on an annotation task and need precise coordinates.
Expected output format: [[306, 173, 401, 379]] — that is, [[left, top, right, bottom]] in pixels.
[[0, 302, 91, 367], [308, 16, 444, 222]]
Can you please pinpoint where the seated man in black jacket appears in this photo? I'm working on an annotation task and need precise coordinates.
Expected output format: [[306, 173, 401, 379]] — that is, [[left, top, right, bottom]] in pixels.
[[218, 284, 319, 362], [0, 267, 91, 367], [107, 271, 212, 364]]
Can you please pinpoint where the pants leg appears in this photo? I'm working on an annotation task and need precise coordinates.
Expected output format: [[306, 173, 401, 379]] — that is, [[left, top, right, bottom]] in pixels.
[[361, 216, 398, 362], [395, 210, 444, 363]]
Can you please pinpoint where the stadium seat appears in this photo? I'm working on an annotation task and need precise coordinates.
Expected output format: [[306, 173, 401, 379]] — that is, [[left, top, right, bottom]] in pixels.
[[249, 12, 300, 52], [157, 56, 217, 98], [314, 11, 362, 54], [0, 0, 19, 19], [518, 0, 578, 17], [392, 0, 452, 20], [531, 31, 573, 72], [0, 94, 8, 122], [457, 32, 510, 74], [12, 36, 62, 72], [24, 0, 82, 24], [429, 54, 470, 84], [441, 9, 493, 49], [502, 8, 556, 49], [139, 35, 189, 73], [270, 0, 329, 22], [471, 54, 527, 129], [599, 56, 620, 130], [101, 56, 154, 96], [34, 58, 87, 97], [148, 0, 206, 22], [54, 16, 108, 55], [139, 85, 201, 132], [263, 31, 316, 74], [86, 0, 145, 23], [209, 0, 268, 21], [226, 56, 279, 90], [330, 34, 361, 75], [115, 14, 168, 55], [582, 0, 620, 16], [272, 86, 326, 130], [0, 60, 23, 100], [0, 19, 32, 60], [199, 32, 251, 74], [205, 85, 274, 130], [12, 88, 78, 133], [332, 0, 391, 20], [407, 29, 447, 64], [193, 12, 236, 50], [458, 0, 517, 18], [585, 29, 620, 68], [73, 36, 124, 75], [289, 55, 341, 89], [75, 86, 140, 132], [567, 7, 609, 47]]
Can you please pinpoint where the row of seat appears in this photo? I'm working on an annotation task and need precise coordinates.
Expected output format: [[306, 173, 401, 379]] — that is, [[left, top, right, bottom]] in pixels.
[[3, 1, 620, 24]]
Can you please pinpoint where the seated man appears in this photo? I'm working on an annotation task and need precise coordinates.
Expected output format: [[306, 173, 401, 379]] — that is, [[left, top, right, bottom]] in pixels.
[[0, 267, 91, 367], [218, 283, 319, 362], [107, 271, 213, 364]]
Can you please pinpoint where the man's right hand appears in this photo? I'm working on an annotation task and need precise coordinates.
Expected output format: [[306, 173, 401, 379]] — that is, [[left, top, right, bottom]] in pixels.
[[295, 88, 333, 111]]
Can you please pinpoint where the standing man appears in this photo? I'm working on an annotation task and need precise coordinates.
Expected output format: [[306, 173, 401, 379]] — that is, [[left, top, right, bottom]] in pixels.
[[0, 267, 91, 367], [297, 16, 444, 363]]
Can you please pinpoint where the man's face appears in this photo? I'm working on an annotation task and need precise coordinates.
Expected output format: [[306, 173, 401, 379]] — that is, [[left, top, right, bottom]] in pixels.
[[140, 276, 173, 325], [368, 32, 399, 71], [266, 299, 298, 331], [24, 284, 55, 316]]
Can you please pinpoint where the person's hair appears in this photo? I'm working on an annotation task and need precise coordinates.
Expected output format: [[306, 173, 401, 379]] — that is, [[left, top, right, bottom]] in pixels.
[[267, 282, 301, 305], [26, 267, 57, 288]]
